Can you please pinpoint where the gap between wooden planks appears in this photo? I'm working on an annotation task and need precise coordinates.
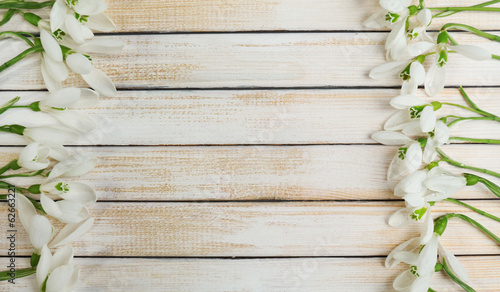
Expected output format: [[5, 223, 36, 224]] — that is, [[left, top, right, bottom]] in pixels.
[[0, 88, 498, 145], [1, 33, 500, 90], [0, 145, 499, 201], [2, 256, 500, 291], [2, 0, 500, 33], [0, 200, 499, 257]]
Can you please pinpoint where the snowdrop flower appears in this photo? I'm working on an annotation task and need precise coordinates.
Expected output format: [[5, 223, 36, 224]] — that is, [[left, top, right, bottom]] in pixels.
[[48, 154, 98, 180], [369, 58, 426, 94], [408, 33, 492, 96], [422, 121, 449, 163], [49, 217, 94, 248], [438, 242, 470, 283], [23, 125, 78, 147], [38, 87, 99, 133], [393, 167, 466, 208], [16, 194, 53, 254], [41, 181, 97, 206], [17, 142, 51, 171], [50, 0, 115, 44], [41, 193, 90, 223], [371, 131, 423, 180], [36, 245, 79, 292], [388, 205, 433, 242], [386, 95, 438, 135]]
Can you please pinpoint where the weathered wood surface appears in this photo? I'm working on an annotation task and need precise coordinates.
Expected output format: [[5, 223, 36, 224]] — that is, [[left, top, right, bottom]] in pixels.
[[0, 145, 499, 201], [0, 87, 498, 145], [1, 33, 500, 90], [2, 256, 500, 291], [3, 0, 500, 32], [1, 200, 499, 256]]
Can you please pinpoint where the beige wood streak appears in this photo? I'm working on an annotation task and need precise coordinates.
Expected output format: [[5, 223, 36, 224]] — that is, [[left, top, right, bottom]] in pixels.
[[0, 88, 499, 145], [2, 0, 500, 32], [2, 33, 500, 89], [2, 256, 500, 291], [1, 145, 500, 201], [1, 200, 500, 256]]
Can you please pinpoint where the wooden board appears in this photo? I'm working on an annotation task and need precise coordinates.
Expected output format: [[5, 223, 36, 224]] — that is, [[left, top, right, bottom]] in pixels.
[[0, 88, 499, 145], [1, 145, 500, 201], [1, 200, 500, 257], [2, 256, 500, 291], [2, 33, 500, 90], [3, 0, 500, 32]]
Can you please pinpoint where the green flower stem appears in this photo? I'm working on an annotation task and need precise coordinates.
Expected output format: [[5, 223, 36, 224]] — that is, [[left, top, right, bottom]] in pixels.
[[446, 213, 500, 244], [433, 0, 500, 18], [0, 0, 54, 9], [442, 258, 476, 292], [444, 198, 500, 222], [441, 23, 500, 42], [449, 137, 500, 144], [0, 169, 44, 179], [464, 173, 500, 198], [0, 31, 35, 47], [447, 116, 500, 127], [0, 267, 36, 281], [458, 87, 498, 117], [0, 161, 13, 175], [493, 54, 500, 60], [0, 9, 18, 26], [430, 7, 500, 12], [441, 102, 488, 116], [436, 148, 500, 179], [0, 45, 43, 74]]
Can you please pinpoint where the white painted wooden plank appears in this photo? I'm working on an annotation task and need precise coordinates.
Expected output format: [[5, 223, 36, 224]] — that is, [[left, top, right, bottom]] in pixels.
[[1, 145, 499, 201], [2, 0, 500, 32], [3, 256, 500, 291], [1, 200, 500, 256], [0, 88, 498, 145], [1, 33, 500, 89]]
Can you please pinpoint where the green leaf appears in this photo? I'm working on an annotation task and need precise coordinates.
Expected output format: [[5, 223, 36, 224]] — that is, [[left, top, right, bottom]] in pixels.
[[0, 96, 20, 115]]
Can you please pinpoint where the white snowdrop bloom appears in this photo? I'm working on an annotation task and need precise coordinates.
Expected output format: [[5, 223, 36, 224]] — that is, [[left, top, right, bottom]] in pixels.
[[388, 205, 433, 244], [49, 217, 94, 248], [41, 193, 89, 223], [393, 166, 466, 208], [15, 194, 53, 254], [50, 0, 115, 44], [66, 52, 117, 97], [36, 245, 79, 292], [422, 121, 449, 163], [39, 87, 99, 133], [372, 131, 423, 180], [370, 59, 426, 94], [41, 181, 97, 206], [48, 154, 98, 180], [39, 21, 63, 63], [23, 125, 78, 147], [438, 242, 470, 283], [409, 39, 492, 96], [386, 95, 437, 134], [41, 52, 69, 93], [17, 142, 51, 171]]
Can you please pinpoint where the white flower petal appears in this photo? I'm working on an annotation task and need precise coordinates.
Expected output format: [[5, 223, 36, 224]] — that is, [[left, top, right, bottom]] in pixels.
[[380, 0, 411, 12], [36, 245, 52, 289], [23, 126, 78, 146], [50, 245, 74, 271], [386, 237, 421, 269], [363, 9, 388, 29], [420, 210, 434, 244], [74, 0, 107, 15], [28, 215, 53, 252], [369, 61, 408, 79], [384, 110, 412, 131], [388, 208, 413, 228], [408, 41, 435, 57], [49, 217, 94, 248], [410, 62, 426, 85], [425, 64, 446, 97], [417, 9, 432, 26], [74, 89, 100, 108], [371, 131, 413, 145], [86, 13, 116, 32], [40, 26, 62, 62], [41, 57, 63, 93], [43, 53, 69, 82], [417, 235, 439, 276], [50, 111, 97, 133], [420, 106, 436, 132], [81, 67, 117, 97], [393, 270, 415, 291], [78, 38, 124, 54], [405, 142, 423, 174], [394, 251, 418, 265], [66, 53, 93, 74], [64, 14, 86, 44], [402, 120, 422, 136], [439, 243, 470, 283], [390, 94, 427, 109], [60, 182, 97, 205], [18, 142, 50, 170], [16, 194, 37, 232], [50, 0, 67, 32], [434, 121, 450, 145], [453, 45, 492, 61], [46, 265, 75, 292], [48, 154, 98, 180], [403, 193, 425, 208], [42, 87, 82, 109]]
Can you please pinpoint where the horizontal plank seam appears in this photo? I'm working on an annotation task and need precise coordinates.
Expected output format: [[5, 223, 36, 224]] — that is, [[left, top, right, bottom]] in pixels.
[[0, 143, 498, 147], [0, 199, 493, 203]]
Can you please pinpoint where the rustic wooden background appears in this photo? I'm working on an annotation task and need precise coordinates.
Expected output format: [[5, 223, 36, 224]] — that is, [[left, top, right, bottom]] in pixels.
[[1, 0, 500, 291]]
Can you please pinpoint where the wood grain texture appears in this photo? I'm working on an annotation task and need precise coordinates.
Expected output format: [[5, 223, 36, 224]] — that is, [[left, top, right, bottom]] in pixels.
[[2, 33, 500, 90], [2, 0, 500, 32], [1, 144, 500, 201], [0, 87, 499, 145], [2, 256, 500, 291], [1, 200, 500, 257]]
